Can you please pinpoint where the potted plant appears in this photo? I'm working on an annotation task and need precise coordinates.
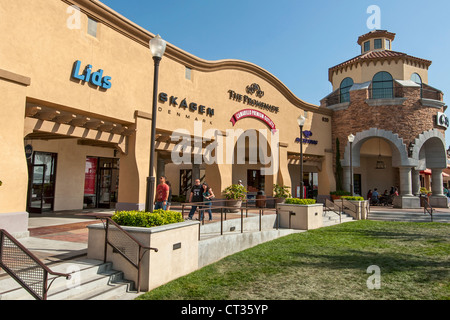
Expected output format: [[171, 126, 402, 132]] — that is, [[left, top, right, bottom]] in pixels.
[[273, 184, 291, 204], [330, 190, 351, 201], [222, 184, 247, 212]]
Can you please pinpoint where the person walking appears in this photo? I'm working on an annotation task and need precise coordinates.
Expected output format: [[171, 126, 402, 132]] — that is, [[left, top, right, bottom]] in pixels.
[[166, 181, 172, 211], [154, 176, 169, 210], [200, 183, 215, 221], [188, 179, 203, 220]]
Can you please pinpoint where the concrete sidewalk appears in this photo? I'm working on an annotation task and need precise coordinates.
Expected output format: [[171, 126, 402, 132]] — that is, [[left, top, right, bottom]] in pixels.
[[3, 205, 450, 270], [368, 206, 450, 223]]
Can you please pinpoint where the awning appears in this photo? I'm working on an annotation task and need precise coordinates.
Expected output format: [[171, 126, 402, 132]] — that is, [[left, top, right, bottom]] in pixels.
[[420, 169, 432, 175]]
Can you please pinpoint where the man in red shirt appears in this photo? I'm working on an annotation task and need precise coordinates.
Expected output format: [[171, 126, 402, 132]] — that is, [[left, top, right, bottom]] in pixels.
[[154, 176, 170, 210]]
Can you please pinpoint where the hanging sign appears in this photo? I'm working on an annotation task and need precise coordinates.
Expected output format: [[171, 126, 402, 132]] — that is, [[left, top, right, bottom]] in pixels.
[[230, 109, 277, 133]]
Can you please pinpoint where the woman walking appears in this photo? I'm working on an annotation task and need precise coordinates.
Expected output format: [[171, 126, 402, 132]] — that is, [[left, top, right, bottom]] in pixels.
[[200, 183, 215, 221]]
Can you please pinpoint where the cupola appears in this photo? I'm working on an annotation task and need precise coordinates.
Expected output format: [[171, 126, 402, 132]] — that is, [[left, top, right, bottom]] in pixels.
[[357, 30, 396, 54]]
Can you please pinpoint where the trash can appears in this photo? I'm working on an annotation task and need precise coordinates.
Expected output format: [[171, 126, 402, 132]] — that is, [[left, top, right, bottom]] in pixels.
[[256, 191, 266, 208]]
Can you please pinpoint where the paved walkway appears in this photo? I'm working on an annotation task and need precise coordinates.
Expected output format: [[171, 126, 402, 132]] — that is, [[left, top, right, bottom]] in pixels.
[[2, 205, 449, 272]]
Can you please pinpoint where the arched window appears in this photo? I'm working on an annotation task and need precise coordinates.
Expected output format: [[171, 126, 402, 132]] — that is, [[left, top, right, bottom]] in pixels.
[[411, 73, 423, 98], [411, 73, 422, 85], [339, 77, 354, 103], [372, 71, 393, 99]]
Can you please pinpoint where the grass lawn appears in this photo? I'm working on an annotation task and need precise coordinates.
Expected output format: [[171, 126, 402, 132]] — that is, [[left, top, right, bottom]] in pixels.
[[136, 220, 450, 300]]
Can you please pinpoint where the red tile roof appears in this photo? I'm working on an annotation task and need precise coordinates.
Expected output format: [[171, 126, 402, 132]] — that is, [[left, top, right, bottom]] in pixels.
[[328, 50, 432, 82]]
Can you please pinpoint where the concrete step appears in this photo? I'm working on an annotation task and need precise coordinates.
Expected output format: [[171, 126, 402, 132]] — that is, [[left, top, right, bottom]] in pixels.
[[322, 211, 355, 226], [0, 258, 137, 300]]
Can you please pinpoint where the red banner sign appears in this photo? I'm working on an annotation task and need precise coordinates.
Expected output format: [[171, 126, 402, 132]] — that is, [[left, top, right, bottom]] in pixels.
[[84, 158, 97, 195], [230, 109, 277, 133]]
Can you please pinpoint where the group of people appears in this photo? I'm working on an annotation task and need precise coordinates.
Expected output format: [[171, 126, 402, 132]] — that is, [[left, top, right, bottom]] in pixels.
[[154, 176, 216, 221], [367, 186, 399, 205]]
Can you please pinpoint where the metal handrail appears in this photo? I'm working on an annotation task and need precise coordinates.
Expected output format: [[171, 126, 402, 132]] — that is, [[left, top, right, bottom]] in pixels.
[[0, 229, 71, 300], [420, 196, 434, 222], [95, 217, 158, 293], [324, 199, 342, 223]]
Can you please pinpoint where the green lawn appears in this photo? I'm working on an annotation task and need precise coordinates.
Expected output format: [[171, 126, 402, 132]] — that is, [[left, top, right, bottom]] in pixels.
[[136, 220, 450, 300]]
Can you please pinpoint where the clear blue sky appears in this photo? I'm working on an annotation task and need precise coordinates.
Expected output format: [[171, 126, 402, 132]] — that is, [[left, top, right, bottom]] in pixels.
[[102, 0, 450, 147]]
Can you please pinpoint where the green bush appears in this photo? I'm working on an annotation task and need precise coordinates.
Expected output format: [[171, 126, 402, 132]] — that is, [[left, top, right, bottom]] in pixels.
[[284, 198, 316, 205], [111, 209, 184, 228], [340, 196, 365, 201], [330, 190, 351, 196], [223, 184, 247, 200]]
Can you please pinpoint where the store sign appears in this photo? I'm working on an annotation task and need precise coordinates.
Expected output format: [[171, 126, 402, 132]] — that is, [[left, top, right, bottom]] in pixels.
[[228, 84, 279, 113], [230, 109, 277, 133], [158, 92, 215, 117], [71, 60, 112, 90], [295, 130, 318, 145], [436, 112, 449, 129]]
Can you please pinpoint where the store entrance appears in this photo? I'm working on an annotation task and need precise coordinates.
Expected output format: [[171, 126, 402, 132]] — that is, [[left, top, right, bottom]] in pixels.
[[27, 152, 57, 213], [84, 157, 119, 209]]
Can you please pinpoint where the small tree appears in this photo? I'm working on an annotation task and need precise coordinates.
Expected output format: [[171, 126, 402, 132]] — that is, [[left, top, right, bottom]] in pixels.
[[335, 137, 343, 191]]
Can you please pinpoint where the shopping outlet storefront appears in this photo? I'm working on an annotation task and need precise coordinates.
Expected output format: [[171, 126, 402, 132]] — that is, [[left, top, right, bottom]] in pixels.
[[0, 2, 447, 238], [0, 0, 335, 237]]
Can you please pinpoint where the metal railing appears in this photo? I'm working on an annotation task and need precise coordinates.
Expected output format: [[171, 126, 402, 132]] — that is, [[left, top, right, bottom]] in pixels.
[[324, 199, 342, 223], [173, 199, 280, 239], [0, 229, 71, 300], [419, 196, 434, 222], [95, 217, 158, 293]]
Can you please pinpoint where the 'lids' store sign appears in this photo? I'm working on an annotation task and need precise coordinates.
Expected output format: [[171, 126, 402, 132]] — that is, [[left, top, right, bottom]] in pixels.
[[71, 60, 112, 90]]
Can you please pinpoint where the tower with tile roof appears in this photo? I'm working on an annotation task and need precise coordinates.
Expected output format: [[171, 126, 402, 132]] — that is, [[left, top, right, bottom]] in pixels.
[[321, 30, 447, 209]]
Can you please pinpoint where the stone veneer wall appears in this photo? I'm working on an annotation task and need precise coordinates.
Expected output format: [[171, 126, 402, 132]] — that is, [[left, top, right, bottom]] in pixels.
[[331, 86, 445, 167]]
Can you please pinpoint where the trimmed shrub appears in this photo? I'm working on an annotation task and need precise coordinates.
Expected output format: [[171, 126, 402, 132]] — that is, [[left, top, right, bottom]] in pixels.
[[284, 198, 316, 205], [340, 196, 365, 201], [111, 209, 184, 228]]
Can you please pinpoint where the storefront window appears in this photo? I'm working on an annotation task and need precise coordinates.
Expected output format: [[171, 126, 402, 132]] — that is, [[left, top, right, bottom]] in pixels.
[[83, 157, 119, 209]]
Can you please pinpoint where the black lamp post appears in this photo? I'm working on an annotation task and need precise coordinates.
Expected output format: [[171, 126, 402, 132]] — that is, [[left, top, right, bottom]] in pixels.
[[348, 133, 355, 196], [297, 115, 306, 199], [145, 35, 166, 213]]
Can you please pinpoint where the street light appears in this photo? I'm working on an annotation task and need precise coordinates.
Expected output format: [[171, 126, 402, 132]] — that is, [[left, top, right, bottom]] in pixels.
[[348, 133, 355, 196], [297, 115, 306, 199], [146, 35, 167, 212]]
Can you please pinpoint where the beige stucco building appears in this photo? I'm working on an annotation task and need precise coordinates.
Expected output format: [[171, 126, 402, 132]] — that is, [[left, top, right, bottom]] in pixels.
[[0, 0, 335, 237]]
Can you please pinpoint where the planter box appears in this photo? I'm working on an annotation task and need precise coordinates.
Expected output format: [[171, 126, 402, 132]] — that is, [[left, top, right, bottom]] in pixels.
[[334, 199, 369, 220], [276, 203, 323, 230], [87, 220, 200, 292]]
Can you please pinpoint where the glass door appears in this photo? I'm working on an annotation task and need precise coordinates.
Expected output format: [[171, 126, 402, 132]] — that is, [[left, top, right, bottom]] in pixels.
[[96, 158, 119, 209], [27, 152, 57, 213]]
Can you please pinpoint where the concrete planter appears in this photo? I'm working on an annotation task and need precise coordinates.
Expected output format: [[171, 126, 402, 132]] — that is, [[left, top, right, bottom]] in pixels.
[[336, 199, 369, 220], [276, 203, 323, 230], [87, 220, 200, 292]]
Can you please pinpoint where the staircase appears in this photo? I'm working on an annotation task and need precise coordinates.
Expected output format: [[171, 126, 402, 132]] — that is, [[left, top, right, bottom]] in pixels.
[[0, 258, 138, 300], [322, 210, 355, 226]]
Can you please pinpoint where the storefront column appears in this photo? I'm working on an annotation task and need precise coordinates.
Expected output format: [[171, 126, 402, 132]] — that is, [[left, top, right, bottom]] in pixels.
[[192, 164, 201, 181], [157, 157, 165, 179], [393, 167, 420, 208], [117, 113, 152, 211], [0, 71, 31, 238], [411, 169, 421, 196], [430, 168, 448, 208]]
